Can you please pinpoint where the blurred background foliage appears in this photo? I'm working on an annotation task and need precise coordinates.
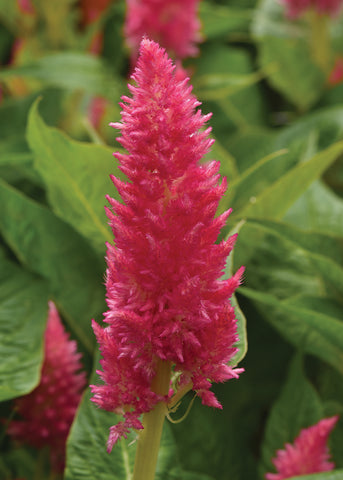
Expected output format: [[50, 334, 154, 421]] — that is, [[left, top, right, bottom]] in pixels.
[[0, 0, 343, 479]]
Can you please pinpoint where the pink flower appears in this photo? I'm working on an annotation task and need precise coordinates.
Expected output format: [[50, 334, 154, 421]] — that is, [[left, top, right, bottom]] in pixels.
[[8, 302, 86, 473], [328, 56, 343, 85], [124, 0, 202, 66], [79, 0, 112, 26], [91, 38, 244, 452], [266, 416, 339, 480], [17, 0, 35, 15], [283, 0, 343, 17]]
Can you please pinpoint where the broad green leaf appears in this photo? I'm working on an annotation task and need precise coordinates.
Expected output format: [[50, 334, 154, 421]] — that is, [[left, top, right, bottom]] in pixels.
[[194, 70, 266, 101], [273, 106, 343, 153], [193, 44, 266, 135], [234, 222, 326, 300], [252, 0, 326, 110], [0, 255, 49, 401], [0, 88, 63, 141], [0, 178, 105, 352], [224, 221, 248, 367], [0, 138, 39, 186], [0, 52, 123, 100], [242, 218, 343, 300], [284, 180, 343, 236], [290, 472, 343, 480], [260, 355, 323, 475], [199, 2, 252, 39], [27, 100, 124, 255], [65, 353, 202, 480], [239, 287, 343, 375], [235, 141, 343, 221], [65, 367, 135, 480], [223, 148, 289, 213]]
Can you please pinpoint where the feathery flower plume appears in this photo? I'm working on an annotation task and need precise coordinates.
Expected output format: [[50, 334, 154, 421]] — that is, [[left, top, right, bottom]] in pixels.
[[8, 301, 86, 473], [266, 416, 339, 480], [91, 38, 244, 452], [283, 0, 343, 17], [124, 0, 202, 66]]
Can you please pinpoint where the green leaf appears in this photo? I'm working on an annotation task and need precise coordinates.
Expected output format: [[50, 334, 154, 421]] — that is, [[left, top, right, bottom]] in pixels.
[[224, 221, 248, 367], [0, 52, 123, 100], [239, 287, 343, 375], [284, 180, 343, 236], [27, 99, 124, 255], [199, 2, 252, 39], [242, 218, 343, 300], [260, 355, 323, 475], [65, 362, 135, 480], [0, 254, 49, 401], [223, 148, 289, 214], [289, 472, 343, 480], [65, 353, 201, 480], [252, 0, 326, 110], [235, 141, 343, 221], [0, 178, 105, 352], [0, 89, 63, 141]]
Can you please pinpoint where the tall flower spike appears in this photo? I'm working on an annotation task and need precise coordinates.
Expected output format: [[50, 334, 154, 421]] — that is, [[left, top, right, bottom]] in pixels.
[[266, 416, 339, 480], [91, 38, 244, 452], [8, 301, 86, 473], [124, 0, 202, 66]]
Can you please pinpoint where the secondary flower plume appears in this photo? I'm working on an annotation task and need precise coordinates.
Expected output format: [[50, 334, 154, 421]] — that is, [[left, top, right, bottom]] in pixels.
[[266, 416, 339, 479], [8, 301, 86, 473], [124, 0, 202, 66], [91, 38, 244, 452], [283, 0, 343, 17]]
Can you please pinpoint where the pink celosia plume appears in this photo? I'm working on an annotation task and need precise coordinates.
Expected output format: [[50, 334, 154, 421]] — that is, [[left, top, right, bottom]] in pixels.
[[91, 38, 244, 452], [283, 0, 343, 17], [8, 301, 86, 473], [266, 416, 339, 480], [124, 0, 202, 66]]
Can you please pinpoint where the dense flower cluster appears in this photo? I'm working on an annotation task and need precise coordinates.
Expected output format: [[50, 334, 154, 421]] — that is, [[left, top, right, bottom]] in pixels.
[[124, 0, 202, 65], [283, 0, 343, 17], [8, 302, 86, 472], [266, 416, 339, 480], [91, 38, 244, 451]]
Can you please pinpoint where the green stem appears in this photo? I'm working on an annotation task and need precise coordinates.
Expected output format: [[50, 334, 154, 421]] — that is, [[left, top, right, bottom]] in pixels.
[[132, 360, 171, 480], [308, 11, 331, 72]]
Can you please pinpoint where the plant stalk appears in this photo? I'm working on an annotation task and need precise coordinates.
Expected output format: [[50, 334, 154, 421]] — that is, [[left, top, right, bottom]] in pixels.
[[132, 360, 171, 480]]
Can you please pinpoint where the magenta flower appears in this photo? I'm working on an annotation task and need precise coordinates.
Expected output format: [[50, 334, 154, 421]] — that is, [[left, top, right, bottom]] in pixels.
[[283, 0, 343, 17], [8, 302, 86, 473], [91, 38, 244, 451], [266, 416, 339, 480], [124, 0, 202, 66]]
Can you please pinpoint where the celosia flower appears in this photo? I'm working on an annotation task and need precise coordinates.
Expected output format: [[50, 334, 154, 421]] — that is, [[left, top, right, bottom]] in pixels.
[[124, 0, 202, 66], [283, 0, 343, 17], [266, 416, 339, 480], [328, 56, 343, 85], [91, 38, 244, 451], [8, 301, 86, 473], [17, 0, 35, 15]]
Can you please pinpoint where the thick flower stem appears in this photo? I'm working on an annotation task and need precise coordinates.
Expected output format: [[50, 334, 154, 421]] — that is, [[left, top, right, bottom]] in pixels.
[[132, 360, 171, 480]]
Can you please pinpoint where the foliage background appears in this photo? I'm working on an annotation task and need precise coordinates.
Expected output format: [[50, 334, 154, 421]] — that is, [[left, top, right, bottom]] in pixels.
[[0, 0, 343, 479]]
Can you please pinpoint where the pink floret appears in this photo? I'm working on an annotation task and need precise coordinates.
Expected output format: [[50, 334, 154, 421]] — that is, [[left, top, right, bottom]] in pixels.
[[124, 0, 202, 65], [8, 302, 86, 473], [266, 416, 339, 480]]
